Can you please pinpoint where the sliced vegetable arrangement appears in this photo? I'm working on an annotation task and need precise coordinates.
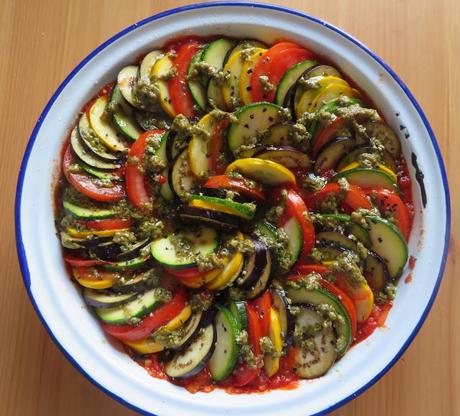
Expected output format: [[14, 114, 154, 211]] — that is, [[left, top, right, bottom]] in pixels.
[[55, 36, 414, 393]]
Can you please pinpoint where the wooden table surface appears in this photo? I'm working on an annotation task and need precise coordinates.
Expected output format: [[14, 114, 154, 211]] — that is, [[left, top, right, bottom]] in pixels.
[[1, 0, 458, 415]]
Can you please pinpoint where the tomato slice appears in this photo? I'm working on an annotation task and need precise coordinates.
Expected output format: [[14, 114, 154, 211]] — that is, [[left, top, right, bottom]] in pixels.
[[303, 182, 372, 212], [294, 264, 329, 275], [209, 119, 229, 174], [279, 346, 300, 372], [168, 40, 203, 117], [204, 175, 266, 202], [163, 266, 208, 279], [246, 303, 263, 355], [125, 130, 164, 209], [320, 278, 357, 338], [277, 189, 315, 260], [64, 257, 111, 267], [82, 218, 133, 230], [250, 42, 307, 102], [366, 188, 411, 241], [231, 364, 260, 387], [311, 117, 347, 157], [101, 289, 186, 341], [62, 144, 125, 202], [250, 291, 271, 337]]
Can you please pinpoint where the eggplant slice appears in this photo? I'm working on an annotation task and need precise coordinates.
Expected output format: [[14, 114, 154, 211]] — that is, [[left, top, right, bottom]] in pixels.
[[178, 206, 240, 230], [254, 146, 311, 170], [237, 237, 269, 289], [164, 324, 215, 379]]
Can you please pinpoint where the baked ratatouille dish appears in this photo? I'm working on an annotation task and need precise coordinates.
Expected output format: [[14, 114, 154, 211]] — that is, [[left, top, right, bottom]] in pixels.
[[55, 36, 414, 393]]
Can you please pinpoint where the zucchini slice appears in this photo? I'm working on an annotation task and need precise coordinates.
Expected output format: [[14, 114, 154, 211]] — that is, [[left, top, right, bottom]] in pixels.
[[88, 96, 128, 153], [62, 200, 115, 220], [229, 301, 248, 331], [281, 216, 303, 269], [332, 167, 399, 192], [239, 48, 266, 104], [110, 85, 143, 141], [275, 59, 316, 106], [188, 113, 215, 178], [206, 251, 244, 290], [271, 289, 294, 346], [117, 66, 141, 108], [187, 50, 207, 111], [70, 127, 119, 170], [286, 286, 352, 357], [151, 55, 176, 117], [336, 145, 397, 173], [200, 38, 236, 85], [207, 78, 227, 110], [226, 158, 296, 186], [83, 288, 137, 308], [150, 227, 218, 269], [264, 307, 283, 377], [293, 308, 337, 379], [221, 49, 248, 110], [364, 215, 408, 278], [78, 113, 119, 161], [209, 306, 239, 381], [102, 252, 151, 272], [95, 288, 162, 325], [189, 194, 256, 220], [165, 324, 215, 378], [227, 102, 284, 157], [139, 50, 163, 80], [170, 149, 198, 199]]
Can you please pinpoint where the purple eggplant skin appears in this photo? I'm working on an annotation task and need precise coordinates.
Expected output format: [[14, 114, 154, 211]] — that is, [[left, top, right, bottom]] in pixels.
[[178, 205, 240, 230], [253, 145, 311, 170], [314, 136, 356, 175], [237, 237, 269, 289], [271, 289, 294, 347], [244, 249, 272, 300], [166, 324, 216, 379], [364, 250, 391, 292]]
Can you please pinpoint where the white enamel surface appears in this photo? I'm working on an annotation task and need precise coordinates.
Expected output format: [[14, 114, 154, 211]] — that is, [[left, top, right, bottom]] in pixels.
[[17, 5, 448, 416]]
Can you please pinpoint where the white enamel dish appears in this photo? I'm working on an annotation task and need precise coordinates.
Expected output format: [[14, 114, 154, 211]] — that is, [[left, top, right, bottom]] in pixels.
[[15, 3, 450, 416]]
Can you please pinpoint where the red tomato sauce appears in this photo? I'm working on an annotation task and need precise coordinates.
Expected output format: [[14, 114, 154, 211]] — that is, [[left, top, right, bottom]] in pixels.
[[353, 303, 392, 344]]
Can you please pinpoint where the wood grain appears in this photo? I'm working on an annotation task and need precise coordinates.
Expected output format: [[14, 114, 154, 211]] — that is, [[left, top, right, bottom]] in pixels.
[[0, 0, 458, 415]]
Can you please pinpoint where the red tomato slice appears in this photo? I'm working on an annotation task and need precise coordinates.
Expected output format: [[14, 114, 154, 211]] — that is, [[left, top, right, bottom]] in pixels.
[[125, 130, 164, 209], [210, 119, 229, 175], [279, 346, 300, 372], [246, 303, 263, 355], [64, 257, 111, 267], [163, 266, 208, 279], [62, 144, 125, 202], [168, 40, 203, 117], [250, 42, 306, 102], [320, 278, 357, 338], [250, 47, 315, 102], [365, 188, 410, 241], [101, 289, 186, 341], [250, 291, 271, 337], [82, 218, 133, 230], [303, 182, 372, 212], [278, 189, 315, 260], [231, 364, 260, 387], [204, 175, 266, 202], [294, 264, 329, 275], [311, 117, 347, 157]]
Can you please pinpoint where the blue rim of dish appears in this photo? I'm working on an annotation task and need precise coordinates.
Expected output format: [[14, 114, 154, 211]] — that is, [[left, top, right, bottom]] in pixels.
[[15, 2, 450, 415]]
